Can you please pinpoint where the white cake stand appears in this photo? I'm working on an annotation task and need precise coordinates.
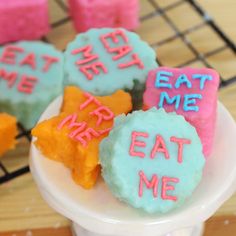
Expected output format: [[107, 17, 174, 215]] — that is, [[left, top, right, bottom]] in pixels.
[[30, 97, 236, 236]]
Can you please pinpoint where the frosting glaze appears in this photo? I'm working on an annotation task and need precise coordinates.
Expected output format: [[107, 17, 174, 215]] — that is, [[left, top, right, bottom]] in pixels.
[[64, 28, 157, 96], [32, 86, 132, 189], [143, 67, 219, 157], [0, 113, 17, 157], [100, 108, 205, 213], [0, 41, 64, 129]]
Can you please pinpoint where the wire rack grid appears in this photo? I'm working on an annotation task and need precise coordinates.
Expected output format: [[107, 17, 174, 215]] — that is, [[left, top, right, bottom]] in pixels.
[[0, 0, 235, 184]]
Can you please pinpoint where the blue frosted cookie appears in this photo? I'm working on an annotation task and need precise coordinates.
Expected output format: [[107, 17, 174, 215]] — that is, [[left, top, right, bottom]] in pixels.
[[100, 108, 205, 213], [0, 41, 64, 129], [64, 28, 157, 108]]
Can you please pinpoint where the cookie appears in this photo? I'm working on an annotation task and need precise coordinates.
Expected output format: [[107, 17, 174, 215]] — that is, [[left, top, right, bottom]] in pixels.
[[69, 0, 139, 32], [32, 86, 132, 189], [143, 67, 219, 157], [0, 113, 17, 157], [0, 0, 50, 44], [100, 108, 205, 213], [0, 41, 64, 129], [64, 28, 157, 108]]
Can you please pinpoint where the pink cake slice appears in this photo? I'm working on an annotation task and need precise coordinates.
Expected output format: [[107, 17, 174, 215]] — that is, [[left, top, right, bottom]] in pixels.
[[0, 0, 50, 44], [68, 0, 139, 32], [143, 67, 220, 157]]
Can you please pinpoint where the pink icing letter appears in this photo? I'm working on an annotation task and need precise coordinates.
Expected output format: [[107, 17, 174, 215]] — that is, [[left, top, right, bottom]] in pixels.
[[118, 54, 144, 69], [139, 171, 158, 198], [42, 55, 59, 72], [100, 30, 132, 61], [58, 113, 85, 130], [90, 106, 114, 126], [75, 128, 100, 147], [151, 135, 169, 160], [20, 53, 36, 70], [170, 136, 191, 164], [57, 113, 87, 139], [129, 131, 149, 158], [80, 92, 101, 110], [17, 75, 38, 94], [0, 68, 18, 88], [109, 46, 132, 61], [0, 46, 24, 64], [161, 177, 179, 201], [72, 45, 99, 66], [80, 62, 108, 80], [100, 29, 129, 50]]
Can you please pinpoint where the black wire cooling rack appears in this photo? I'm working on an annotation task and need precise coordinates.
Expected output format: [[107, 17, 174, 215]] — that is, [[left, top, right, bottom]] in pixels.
[[0, 0, 235, 184]]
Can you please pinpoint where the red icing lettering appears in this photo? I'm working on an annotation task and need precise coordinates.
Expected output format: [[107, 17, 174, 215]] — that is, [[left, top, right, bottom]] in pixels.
[[80, 92, 101, 110], [161, 177, 179, 201], [68, 122, 87, 138], [90, 106, 114, 126], [42, 55, 59, 72], [138, 171, 180, 200], [0, 68, 17, 88], [119, 54, 144, 69], [109, 46, 132, 61], [0, 46, 24, 64], [71, 45, 107, 80], [20, 53, 36, 70], [72, 45, 99, 66], [57, 114, 87, 139], [80, 62, 108, 80], [100, 30, 129, 50], [100, 30, 132, 61], [58, 113, 82, 130], [139, 171, 158, 198], [75, 127, 100, 147], [151, 135, 169, 160], [17, 75, 38, 94], [129, 131, 149, 158], [170, 136, 191, 164], [57, 94, 115, 146]]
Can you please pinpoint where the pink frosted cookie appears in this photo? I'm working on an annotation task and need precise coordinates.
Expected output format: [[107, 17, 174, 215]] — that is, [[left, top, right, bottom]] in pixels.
[[0, 0, 50, 44], [68, 0, 139, 32], [143, 67, 220, 157]]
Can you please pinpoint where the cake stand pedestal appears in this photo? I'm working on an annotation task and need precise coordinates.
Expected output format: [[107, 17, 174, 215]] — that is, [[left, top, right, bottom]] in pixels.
[[71, 222, 204, 236], [30, 97, 236, 236]]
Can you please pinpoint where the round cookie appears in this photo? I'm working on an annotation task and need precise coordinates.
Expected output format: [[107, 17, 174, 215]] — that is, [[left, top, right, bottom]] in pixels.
[[64, 28, 157, 107], [0, 41, 64, 129], [100, 108, 205, 213]]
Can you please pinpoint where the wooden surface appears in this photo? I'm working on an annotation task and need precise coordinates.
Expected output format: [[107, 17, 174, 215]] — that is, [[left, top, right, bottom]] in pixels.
[[0, 0, 236, 235], [1, 216, 236, 236]]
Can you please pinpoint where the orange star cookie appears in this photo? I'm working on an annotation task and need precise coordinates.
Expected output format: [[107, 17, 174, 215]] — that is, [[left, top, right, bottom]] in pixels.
[[0, 113, 17, 157], [32, 86, 132, 189]]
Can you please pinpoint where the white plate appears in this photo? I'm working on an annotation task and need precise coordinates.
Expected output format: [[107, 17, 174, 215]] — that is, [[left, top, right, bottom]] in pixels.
[[30, 97, 236, 236]]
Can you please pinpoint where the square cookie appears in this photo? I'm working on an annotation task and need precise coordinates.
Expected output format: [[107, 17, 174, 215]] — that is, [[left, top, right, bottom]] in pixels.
[[143, 67, 220, 157]]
